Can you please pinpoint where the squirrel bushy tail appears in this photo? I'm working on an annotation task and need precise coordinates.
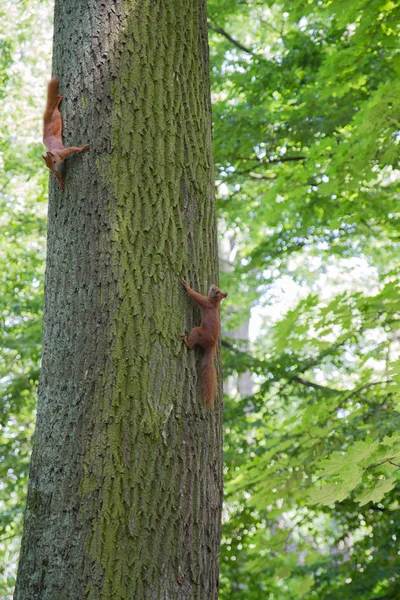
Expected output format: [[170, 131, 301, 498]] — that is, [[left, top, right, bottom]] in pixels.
[[44, 77, 60, 117], [201, 348, 216, 406]]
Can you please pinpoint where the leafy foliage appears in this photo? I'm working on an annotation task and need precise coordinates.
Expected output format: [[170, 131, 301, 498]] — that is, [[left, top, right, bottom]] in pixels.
[[1, 0, 400, 598], [0, 1, 51, 596], [208, 0, 400, 598]]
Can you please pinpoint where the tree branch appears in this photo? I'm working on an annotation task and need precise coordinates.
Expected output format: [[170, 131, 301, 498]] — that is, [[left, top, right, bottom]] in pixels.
[[207, 22, 254, 55], [330, 380, 390, 414], [237, 156, 307, 176], [216, 155, 306, 186], [292, 376, 338, 394]]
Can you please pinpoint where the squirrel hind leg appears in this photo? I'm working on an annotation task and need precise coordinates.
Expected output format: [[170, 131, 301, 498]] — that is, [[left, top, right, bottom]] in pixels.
[[180, 333, 193, 349], [186, 327, 207, 349]]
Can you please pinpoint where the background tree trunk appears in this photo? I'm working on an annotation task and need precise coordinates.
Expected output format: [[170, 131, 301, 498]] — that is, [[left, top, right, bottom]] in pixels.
[[220, 235, 254, 398], [14, 1, 222, 598]]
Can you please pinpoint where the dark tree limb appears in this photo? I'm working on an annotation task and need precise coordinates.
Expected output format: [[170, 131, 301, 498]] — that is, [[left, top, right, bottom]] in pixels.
[[216, 155, 307, 185], [208, 22, 254, 55]]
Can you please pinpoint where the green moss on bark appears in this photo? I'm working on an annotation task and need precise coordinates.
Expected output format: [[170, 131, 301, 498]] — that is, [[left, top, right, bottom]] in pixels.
[[16, 1, 222, 598]]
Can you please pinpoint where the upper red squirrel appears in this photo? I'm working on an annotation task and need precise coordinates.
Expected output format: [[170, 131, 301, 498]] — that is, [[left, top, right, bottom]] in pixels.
[[180, 280, 228, 406], [42, 77, 89, 190]]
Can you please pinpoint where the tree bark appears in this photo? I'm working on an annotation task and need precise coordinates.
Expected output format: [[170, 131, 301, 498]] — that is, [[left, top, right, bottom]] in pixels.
[[14, 1, 222, 598]]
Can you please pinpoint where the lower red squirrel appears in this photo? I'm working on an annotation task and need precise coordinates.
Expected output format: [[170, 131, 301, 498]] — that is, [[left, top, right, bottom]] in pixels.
[[42, 77, 89, 190], [180, 280, 228, 406]]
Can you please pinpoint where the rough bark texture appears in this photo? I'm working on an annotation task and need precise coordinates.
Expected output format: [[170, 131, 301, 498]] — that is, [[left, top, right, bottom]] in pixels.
[[14, 1, 222, 598]]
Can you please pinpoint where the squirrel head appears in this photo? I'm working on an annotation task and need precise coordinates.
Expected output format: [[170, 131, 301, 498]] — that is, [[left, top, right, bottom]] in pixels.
[[42, 152, 64, 189], [42, 151, 62, 172], [208, 284, 228, 302]]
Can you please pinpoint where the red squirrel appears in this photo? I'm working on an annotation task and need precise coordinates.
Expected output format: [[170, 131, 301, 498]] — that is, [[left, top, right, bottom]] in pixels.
[[42, 77, 89, 190], [180, 279, 228, 406]]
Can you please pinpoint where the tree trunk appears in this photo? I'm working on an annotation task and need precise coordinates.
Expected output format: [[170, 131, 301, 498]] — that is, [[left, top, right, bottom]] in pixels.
[[220, 235, 253, 398], [14, 1, 222, 598]]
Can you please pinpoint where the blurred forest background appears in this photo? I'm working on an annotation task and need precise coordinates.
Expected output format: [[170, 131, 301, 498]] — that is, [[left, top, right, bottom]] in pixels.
[[1, 0, 399, 598]]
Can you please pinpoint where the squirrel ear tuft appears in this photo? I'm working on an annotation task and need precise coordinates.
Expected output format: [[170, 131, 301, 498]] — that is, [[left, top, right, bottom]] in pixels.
[[42, 155, 46, 160]]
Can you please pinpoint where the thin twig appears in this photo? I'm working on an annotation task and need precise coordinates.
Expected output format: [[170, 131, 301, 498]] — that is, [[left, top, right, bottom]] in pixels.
[[293, 376, 338, 394], [216, 155, 306, 186], [331, 380, 389, 414], [207, 22, 254, 55]]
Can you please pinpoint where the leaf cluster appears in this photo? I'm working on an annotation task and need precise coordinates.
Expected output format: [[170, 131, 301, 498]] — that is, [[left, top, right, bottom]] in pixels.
[[209, 0, 400, 598]]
